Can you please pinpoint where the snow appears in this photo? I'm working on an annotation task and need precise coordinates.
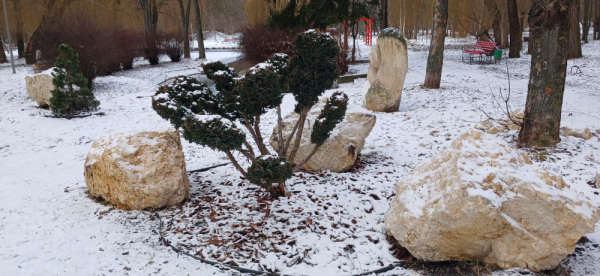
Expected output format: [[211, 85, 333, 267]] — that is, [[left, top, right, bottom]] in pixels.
[[1, 35, 600, 275]]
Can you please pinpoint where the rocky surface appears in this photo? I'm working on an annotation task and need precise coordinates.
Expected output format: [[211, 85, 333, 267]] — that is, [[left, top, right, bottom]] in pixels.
[[385, 129, 600, 271], [362, 28, 408, 112], [84, 129, 189, 210], [25, 68, 55, 108]]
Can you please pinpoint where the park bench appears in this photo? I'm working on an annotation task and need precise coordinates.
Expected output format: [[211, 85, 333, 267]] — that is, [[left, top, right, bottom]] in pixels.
[[462, 41, 498, 64]]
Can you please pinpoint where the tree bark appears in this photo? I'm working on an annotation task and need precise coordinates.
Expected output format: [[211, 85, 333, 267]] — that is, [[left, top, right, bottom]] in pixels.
[[582, 0, 591, 43], [138, 0, 160, 34], [485, 0, 502, 45], [497, 0, 510, 48], [518, 0, 573, 147], [177, 0, 192, 58], [595, 0, 600, 40], [423, 0, 449, 89], [507, 0, 521, 58], [0, 43, 7, 63], [193, 0, 206, 59], [568, 0, 582, 58], [12, 0, 24, 59], [380, 0, 389, 30]]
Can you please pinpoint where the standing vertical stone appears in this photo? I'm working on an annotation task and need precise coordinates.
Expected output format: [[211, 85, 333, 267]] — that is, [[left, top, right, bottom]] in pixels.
[[362, 28, 408, 112]]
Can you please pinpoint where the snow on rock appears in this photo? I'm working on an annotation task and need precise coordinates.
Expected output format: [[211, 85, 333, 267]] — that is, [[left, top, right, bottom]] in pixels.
[[384, 129, 600, 271], [363, 28, 408, 112], [25, 68, 55, 108], [270, 99, 376, 172], [561, 127, 594, 140], [84, 128, 189, 210]]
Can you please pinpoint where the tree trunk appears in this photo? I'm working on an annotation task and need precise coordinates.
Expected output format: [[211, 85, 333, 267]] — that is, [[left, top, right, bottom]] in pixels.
[[13, 0, 24, 59], [507, 0, 521, 58], [486, 0, 502, 45], [498, 0, 510, 48], [582, 0, 591, 43], [595, 0, 600, 40], [380, 0, 388, 30], [178, 0, 192, 59], [568, 0, 582, 58], [0, 43, 7, 63], [518, 0, 573, 147], [193, 0, 206, 59], [139, 0, 159, 34], [423, 0, 449, 89]]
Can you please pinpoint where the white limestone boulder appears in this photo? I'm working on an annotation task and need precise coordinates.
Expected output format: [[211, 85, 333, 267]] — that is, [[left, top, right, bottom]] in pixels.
[[25, 68, 55, 108], [270, 100, 376, 172], [84, 129, 189, 210], [362, 28, 408, 112], [385, 129, 600, 270]]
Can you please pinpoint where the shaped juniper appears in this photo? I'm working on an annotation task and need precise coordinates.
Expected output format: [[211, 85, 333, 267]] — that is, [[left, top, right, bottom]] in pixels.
[[49, 44, 99, 115], [152, 31, 348, 199]]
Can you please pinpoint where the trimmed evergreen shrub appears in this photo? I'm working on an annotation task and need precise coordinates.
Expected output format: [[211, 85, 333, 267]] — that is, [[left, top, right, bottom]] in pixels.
[[266, 53, 291, 93], [49, 44, 100, 115], [153, 31, 347, 199]]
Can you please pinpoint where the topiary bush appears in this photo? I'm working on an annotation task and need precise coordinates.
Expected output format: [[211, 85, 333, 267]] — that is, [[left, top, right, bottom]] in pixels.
[[153, 31, 347, 199], [49, 44, 100, 115]]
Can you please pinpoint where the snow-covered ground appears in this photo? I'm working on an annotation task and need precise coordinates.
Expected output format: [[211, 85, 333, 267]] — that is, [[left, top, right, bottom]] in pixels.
[[1, 36, 599, 275]]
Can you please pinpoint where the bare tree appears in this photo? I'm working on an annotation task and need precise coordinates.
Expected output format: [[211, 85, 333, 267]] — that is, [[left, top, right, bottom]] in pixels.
[[582, 0, 591, 43], [193, 0, 205, 59], [519, 0, 573, 147], [424, 0, 449, 89], [568, 0, 582, 58]]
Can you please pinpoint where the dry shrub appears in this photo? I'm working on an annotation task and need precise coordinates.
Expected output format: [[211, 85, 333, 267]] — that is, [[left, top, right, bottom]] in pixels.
[[36, 15, 142, 87], [115, 29, 143, 70], [239, 24, 295, 64], [337, 39, 350, 75], [143, 32, 164, 65], [161, 33, 184, 62]]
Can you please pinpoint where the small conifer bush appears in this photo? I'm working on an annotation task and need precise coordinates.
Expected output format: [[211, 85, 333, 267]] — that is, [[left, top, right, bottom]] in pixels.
[[152, 31, 347, 199], [49, 44, 100, 115]]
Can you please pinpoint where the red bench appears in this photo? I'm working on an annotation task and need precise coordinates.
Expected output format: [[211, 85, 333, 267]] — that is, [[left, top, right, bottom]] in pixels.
[[462, 41, 497, 64]]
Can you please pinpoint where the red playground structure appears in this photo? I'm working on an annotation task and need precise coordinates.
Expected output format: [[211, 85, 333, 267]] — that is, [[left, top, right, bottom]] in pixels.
[[343, 17, 375, 46]]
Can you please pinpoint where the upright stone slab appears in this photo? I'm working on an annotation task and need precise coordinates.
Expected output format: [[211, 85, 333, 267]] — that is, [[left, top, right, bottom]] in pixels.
[[362, 28, 408, 112], [25, 68, 55, 108], [84, 129, 190, 210]]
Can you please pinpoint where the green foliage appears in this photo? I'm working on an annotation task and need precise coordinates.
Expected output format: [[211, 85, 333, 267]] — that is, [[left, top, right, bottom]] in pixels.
[[247, 156, 294, 188], [379, 28, 407, 48], [229, 66, 283, 122], [152, 77, 220, 129], [311, 92, 349, 145], [182, 115, 246, 152], [288, 31, 341, 113], [267, 53, 291, 92], [202, 62, 238, 93], [49, 44, 99, 115]]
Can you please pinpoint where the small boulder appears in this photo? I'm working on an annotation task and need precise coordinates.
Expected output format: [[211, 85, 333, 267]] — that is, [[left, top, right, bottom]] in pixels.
[[362, 28, 408, 112], [474, 119, 506, 134], [270, 100, 376, 172], [561, 127, 593, 140], [84, 129, 189, 210], [25, 68, 55, 108], [385, 129, 600, 271]]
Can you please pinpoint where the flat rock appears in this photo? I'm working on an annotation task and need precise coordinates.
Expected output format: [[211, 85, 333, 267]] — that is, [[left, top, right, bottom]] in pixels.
[[84, 129, 189, 210], [561, 127, 593, 140], [270, 100, 376, 172], [385, 129, 600, 271]]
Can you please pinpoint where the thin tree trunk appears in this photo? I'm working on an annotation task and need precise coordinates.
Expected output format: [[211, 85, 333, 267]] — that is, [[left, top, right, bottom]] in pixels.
[[380, 0, 388, 30], [423, 0, 449, 89], [486, 0, 502, 45], [568, 0, 582, 58], [193, 0, 206, 59], [0, 43, 7, 63], [507, 0, 521, 58], [518, 0, 573, 147], [498, 0, 510, 48], [177, 0, 192, 58], [595, 0, 600, 40], [582, 0, 591, 43], [12, 0, 24, 59]]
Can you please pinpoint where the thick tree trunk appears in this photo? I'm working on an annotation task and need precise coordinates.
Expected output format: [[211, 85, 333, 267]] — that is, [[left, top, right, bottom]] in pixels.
[[423, 0, 448, 89], [507, 0, 521, 58], [193, 0, 206, 59], [518, 0, 573, 147], [498, 0, 510, 48], [380, 0, 388, 30], [568, 0, 582, 58], [0, 43, 7, 63], [582, 0, 591, 43], [178, 0, 192, 59]]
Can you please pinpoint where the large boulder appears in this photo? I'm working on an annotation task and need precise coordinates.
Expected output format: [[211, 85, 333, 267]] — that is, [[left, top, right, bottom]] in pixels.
[[270, 100, 376, 172], [25, 68, 55, 108], [385, 130, 600, 271], [84, 129, 189, 210], [362, 28, 408, 112]]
